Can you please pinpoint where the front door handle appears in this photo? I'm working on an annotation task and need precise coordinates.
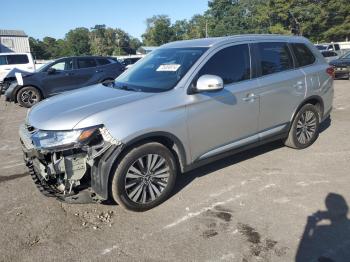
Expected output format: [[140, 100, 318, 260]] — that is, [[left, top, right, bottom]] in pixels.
[[242, 93, 258, 102], [65, 72, 74, 76]]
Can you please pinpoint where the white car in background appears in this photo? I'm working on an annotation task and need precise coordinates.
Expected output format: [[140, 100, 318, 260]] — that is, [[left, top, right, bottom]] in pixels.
[[321, 50, 339, 63], [0, 53, 35, 82]]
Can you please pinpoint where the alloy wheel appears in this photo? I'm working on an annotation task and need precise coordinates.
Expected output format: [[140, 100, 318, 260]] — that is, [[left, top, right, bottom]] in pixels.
[[21, 90, 39, 106], [296, 110, 317, 144], [125, 154, 170, 204]]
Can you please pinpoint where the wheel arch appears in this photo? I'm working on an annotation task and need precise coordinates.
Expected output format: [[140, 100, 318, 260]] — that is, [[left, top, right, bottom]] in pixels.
[[15, 85, 44, 103], [290, 95, 324, 124], [122, 132, 188, 173]]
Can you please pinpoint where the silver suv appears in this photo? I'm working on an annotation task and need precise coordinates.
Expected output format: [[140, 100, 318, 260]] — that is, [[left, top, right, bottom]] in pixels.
[[19, 35, 334, 211]]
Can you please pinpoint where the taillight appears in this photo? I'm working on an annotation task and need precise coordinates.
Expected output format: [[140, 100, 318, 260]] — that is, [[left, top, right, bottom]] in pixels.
[[326, 66, 335, 78]]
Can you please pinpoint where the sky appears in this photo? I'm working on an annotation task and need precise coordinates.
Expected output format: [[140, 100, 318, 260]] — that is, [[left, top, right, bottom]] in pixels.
[[0, 0, 209, 40]]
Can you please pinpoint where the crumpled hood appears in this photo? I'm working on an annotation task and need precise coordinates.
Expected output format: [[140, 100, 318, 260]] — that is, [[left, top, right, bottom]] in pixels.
[[27, 84, 154, 130]]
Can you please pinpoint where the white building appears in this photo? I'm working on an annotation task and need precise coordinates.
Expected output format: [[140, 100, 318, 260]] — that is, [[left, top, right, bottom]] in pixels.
[[0, 29, 30, 53]]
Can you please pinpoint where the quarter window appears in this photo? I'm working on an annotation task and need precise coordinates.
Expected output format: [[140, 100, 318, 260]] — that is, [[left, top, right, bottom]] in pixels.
[[6, 54, 29, 65], [77, 58, 97, 69], [258, 42, 293, 76], [198, 44, 251, 85], [291, 43, 316, 67]]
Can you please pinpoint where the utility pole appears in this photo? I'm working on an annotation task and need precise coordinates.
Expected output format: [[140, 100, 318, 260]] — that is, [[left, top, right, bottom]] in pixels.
[[205, 20, 208, 38]]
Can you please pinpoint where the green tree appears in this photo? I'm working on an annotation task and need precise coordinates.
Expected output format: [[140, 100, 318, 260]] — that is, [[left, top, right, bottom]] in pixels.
[[65, 27, 91, 55], [142, 15, 175, 45]]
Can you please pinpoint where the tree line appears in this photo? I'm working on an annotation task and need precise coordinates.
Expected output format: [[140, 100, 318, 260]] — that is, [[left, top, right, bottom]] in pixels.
[[30, 0, 350, 59]]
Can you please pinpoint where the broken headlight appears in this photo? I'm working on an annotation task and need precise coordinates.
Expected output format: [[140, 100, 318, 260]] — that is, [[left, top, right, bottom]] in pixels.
[[31, 126, 98, 150]]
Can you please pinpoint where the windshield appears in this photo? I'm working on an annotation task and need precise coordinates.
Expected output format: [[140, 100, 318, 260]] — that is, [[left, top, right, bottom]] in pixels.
[[115, 47, 208, 92]]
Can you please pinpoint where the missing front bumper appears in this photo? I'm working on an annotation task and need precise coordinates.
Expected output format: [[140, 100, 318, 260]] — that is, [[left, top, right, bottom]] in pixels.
[[20, 125, 124, 204]]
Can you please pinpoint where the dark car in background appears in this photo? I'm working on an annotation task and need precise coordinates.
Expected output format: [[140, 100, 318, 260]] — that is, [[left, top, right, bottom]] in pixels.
[[2, 56, 125, 107], [329, 51, 350, 79]]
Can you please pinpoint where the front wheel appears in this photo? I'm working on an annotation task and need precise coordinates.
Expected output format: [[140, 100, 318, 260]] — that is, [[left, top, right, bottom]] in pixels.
[[285, 104, 320, 149], [17, 86, 41, 108], [111, 142, 177, 212]]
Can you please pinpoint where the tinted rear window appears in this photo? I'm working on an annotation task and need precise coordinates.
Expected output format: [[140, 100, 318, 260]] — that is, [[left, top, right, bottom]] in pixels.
[[258, 42, 293, 76], [6, 54, 29, 65], [77, 58, 97, 69], [97, 58, 111, 65], [291, 43, 316, 67], [199, 44, 251, 84]]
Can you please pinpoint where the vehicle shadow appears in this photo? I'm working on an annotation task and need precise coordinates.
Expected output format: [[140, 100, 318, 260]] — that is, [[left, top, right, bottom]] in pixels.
[[295, 193, 350, 262], [172, 117, 331, 197]]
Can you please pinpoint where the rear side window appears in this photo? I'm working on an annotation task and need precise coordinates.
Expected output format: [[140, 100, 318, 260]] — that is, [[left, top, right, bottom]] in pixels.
[[97, 58, 111, 65], [258, 42, 293, 76], [77, 58, 97, 69], [291, 43, 316, 67], [6, 54, 29, 65], [199, 44, 251, 84]]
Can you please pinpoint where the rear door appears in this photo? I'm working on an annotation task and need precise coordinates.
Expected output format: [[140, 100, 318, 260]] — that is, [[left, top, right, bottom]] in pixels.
[[74, 57, 101, 87], [253, 42, 306, 137]]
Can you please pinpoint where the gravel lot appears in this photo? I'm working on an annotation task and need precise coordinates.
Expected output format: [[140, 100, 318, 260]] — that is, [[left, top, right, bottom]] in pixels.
[[0, 80, 349, 262]]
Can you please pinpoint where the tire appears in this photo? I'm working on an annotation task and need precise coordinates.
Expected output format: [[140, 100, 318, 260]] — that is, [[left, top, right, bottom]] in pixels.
[[16, 86, 42, 108], [285, 104, 320, 149], [111, 142, 177, 212]]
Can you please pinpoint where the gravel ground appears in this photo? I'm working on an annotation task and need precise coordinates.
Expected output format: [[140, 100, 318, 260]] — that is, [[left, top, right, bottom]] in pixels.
[[0, 80, 349, 262]]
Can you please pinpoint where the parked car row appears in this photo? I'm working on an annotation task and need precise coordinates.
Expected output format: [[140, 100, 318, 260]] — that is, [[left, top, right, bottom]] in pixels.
[[18, 35, 334, 211], [1, 56, 125, 107]]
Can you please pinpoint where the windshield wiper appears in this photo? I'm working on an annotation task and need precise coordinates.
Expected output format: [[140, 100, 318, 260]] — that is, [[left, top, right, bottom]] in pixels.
[[108, 82, 140, 92], [117, 85, 140, 92]]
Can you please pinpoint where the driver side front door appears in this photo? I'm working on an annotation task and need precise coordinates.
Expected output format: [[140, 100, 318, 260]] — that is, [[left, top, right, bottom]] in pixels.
[[187, 44, 260, 162], [41, 58, 76, 96]]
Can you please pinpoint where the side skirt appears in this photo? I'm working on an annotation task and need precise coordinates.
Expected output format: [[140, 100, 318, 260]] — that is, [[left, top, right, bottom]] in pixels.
[[183, 132, 288, 173]]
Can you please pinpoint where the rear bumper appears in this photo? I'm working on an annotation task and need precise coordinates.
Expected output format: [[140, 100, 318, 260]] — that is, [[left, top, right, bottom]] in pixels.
[[334, 67, 350, 79]]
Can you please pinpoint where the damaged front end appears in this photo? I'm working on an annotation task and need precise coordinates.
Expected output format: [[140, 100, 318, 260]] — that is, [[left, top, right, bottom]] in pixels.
[[19, 124, 123, 204]]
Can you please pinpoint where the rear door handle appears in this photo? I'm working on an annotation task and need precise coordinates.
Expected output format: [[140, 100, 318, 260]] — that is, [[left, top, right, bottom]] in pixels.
[[96, 70, 103, 73], [242, 93, 258, 102]]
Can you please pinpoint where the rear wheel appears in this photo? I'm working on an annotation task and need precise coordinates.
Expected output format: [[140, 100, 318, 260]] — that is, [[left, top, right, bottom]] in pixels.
[[111, 142, 177, 212], [285, 104, 320, 149], [17, 86, 41, 108]]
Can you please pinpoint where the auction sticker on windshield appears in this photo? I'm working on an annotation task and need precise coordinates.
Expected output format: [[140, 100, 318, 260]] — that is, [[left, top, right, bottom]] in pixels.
[[157, 64, 181, 72]]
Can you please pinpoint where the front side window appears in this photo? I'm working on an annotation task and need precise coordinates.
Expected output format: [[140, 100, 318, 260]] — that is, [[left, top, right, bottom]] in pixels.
[[291, 43, 316, 67], [77, 58, 97, 69], [49, 59, 73, 71], [198, 44, 251, 84], [116, 47, 207, 92], [258, 42, 293, 76], [6, 54, 29, 65]]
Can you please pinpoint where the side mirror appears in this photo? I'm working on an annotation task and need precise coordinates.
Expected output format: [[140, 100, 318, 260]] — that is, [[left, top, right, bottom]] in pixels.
[[47, 68, 56, 74], [195, 74, 224, 93]]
